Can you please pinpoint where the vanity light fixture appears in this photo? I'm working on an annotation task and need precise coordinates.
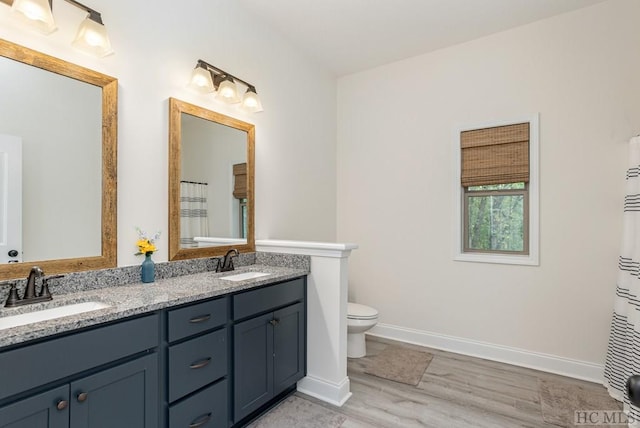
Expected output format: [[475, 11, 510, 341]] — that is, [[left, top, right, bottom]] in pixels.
[[188, 59, 264, 113], [241, 86, 263, 113], [10, 0, 56, 34], [216, 75, 240, 104], [9, 0, 114, 57]]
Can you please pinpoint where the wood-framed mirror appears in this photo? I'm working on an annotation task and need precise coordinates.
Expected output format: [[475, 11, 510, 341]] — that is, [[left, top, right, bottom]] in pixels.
[[169, 98, 255, 261], [0, 39, 117, 280]]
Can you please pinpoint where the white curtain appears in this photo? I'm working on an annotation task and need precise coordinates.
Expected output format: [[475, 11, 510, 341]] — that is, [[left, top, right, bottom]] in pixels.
[[604, 137, 640, 424], [180, 182, 209, 247]]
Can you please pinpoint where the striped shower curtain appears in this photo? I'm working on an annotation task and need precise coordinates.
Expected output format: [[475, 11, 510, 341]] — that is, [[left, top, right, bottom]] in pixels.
[[180, 182, 210, 247], [604, 136, 640, 425]]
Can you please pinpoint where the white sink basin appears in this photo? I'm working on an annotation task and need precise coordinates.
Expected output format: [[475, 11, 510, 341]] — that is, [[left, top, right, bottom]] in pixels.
[[0, 301, 111, 330], [221, 272, 271, 282]]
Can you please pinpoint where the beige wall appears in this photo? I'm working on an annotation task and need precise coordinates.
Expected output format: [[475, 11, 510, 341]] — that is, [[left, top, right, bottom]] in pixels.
[[337, 0, 640, 366], [0, 0, 338, 266], [2, 0, 638, 374]]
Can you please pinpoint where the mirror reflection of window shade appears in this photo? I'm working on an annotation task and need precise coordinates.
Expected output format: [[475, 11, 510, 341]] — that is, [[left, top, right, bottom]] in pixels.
[[233, 163, 247, 199]]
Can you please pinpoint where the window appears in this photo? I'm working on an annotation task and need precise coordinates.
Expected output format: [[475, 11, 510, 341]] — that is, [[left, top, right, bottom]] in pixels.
[[455, 117, 539, 265], [464, 183, 528, 254]]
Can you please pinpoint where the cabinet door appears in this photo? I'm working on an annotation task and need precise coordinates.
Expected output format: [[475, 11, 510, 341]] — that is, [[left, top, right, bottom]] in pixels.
[[0, 385, 69, 428], [233, 312, 274, 422], [69, 354, 158, 428], [273, 302, 305, 395]]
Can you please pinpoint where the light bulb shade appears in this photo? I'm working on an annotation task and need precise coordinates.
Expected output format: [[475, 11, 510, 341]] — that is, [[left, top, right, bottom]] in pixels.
[[11, 0, 57, 34], [216, 78, 240, 104], [72, 17, 114, 57], [188, 66, 215, 93], [240, 88, 264, 113]]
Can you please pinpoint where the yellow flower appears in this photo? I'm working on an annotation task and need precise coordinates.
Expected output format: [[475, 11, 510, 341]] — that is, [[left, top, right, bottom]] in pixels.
[[136, 239, 156, 255], [135, 228, 160, 256]]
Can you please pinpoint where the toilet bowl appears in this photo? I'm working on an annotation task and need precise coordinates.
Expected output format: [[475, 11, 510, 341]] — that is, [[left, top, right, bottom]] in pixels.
[[347, 302, 379, 358]]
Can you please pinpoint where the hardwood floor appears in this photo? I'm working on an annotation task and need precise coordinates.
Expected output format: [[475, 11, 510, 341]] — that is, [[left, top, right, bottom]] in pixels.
[[254, 337, 621, 427]]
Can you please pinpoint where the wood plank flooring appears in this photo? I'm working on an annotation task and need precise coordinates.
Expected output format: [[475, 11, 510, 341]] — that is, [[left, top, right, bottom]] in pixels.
[[253, 337, 621, 428]]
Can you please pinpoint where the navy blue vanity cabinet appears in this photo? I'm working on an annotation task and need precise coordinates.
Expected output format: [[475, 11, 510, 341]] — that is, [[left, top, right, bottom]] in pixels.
[[0, 314, 159, 428], [165, 297, 229, 428], [69, 354, 158, 428], [232, 278, 306, 423], [0, 385, 69, 428], [0, 356, 157, 428]]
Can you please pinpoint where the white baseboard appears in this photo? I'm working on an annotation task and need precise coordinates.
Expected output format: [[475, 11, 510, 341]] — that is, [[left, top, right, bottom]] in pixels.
[[368, 323, 604, 383], [297, 375, 352, 407]]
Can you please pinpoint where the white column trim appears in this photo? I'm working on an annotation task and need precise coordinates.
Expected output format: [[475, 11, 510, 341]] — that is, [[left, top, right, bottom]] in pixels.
[[256, 239, 358, 258], [297, 376, 352, 407]]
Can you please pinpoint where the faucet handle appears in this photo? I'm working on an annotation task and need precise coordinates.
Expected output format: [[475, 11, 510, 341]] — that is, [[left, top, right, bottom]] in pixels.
[[3, 281, 20, 307], [40, 275, 63, 299], [212, 257, 223, 272]]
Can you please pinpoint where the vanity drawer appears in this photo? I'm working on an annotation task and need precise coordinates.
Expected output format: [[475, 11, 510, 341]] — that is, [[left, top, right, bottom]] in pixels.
[[168, 297, 227, 343], [169, 378, 228, 428], [233, 277, 304, 320], [168, 328, 227, 402], [0, 314, 159, 401]]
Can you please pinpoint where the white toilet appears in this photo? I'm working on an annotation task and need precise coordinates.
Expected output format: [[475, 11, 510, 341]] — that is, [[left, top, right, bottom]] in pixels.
[[347, 302, 379, 358]]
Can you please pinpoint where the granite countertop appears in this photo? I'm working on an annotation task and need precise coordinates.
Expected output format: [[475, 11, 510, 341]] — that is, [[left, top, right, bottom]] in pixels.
[[0, 264, 308, 349]]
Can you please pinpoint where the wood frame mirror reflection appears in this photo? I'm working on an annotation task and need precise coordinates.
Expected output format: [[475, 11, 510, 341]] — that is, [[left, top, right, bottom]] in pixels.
[[0, 38, 117, 280], [168, 98, 255, 261]]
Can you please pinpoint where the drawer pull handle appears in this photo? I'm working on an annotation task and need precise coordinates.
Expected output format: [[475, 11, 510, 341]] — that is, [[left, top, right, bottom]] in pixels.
[[189, 412, 212, 428], [77, 392, 88, 402], [189, 314, 211, 324], [189, 357, 212, 369], [56, 400, 68, 410]]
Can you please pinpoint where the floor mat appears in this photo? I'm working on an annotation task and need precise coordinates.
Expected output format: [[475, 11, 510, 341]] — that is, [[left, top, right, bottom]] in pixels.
[[364, 345, 433, 386], [538, 378, 622, 427], [247, 395, 347, 428]]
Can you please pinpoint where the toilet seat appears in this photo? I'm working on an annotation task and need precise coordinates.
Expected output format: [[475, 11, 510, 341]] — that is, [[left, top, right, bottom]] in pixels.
[[348, 302, 378, 320]]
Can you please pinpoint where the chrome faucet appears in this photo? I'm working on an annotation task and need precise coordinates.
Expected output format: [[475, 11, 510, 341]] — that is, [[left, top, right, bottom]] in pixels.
[[23, 266, 44, 299], [217, 249, 239, 272]]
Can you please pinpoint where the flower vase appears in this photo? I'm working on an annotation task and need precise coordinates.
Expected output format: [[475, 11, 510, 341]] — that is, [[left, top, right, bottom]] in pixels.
[[141, 253, 155, 283]]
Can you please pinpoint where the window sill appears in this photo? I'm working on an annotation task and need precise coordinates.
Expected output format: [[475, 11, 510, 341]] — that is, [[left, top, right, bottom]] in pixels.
[[454, 252, 539, 266]]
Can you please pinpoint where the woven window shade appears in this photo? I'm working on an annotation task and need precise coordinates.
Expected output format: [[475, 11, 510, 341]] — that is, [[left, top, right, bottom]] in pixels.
[[233, 163, 247, 199], [460, 122, 529, 187]]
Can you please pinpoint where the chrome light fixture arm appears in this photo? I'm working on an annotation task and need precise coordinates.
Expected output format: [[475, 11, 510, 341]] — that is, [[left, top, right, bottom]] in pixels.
[[196, 59, 253, 92], [62, 0, 103, 24], [190, 59, 263, 113]]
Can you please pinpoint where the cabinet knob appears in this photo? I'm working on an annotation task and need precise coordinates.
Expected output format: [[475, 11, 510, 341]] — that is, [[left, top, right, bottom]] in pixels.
[[77, 392, 88, 402], [56, 400, 68, 410], [189, 412, 212, 428], [7, 250, 18, 257], [269, 318, 279, 326]]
